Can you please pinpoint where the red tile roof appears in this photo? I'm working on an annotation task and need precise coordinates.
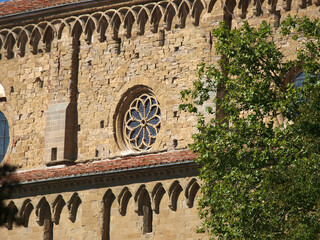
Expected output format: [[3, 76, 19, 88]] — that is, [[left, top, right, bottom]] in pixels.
[[0, 0, 86, 16], [10, 150, 197, 183]]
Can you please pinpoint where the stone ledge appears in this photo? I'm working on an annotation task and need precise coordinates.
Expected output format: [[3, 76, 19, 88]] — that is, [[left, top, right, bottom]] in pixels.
[[45, 159, 75, 166], [11, 150, 197, 184]]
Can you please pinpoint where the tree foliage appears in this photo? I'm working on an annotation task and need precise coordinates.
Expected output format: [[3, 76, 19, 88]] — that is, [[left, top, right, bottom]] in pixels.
[[181, 16, 320, 240], [0, 164, 17, 226]]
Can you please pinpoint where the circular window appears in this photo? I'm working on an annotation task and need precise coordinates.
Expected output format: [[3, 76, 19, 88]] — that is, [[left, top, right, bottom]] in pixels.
[[122, 93, 161, 151]]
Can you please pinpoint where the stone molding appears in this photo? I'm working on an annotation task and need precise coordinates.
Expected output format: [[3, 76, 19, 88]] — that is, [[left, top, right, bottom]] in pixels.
[[9, 150, 196, 184], [3, 163, 200, 234], [0, 0, 314, 60], [9, 160, 197, 199]]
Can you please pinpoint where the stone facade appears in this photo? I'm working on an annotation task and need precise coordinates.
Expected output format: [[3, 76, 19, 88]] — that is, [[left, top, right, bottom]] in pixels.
[[0, 0, 318, 239]]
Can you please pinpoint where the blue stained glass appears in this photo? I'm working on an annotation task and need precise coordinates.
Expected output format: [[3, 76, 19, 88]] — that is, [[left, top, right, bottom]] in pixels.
[[149, 117, 160, 125], [0, 112, 5, 126], [128, 120, 140, 128], [138, 100, 144, 118], [0, 112, 9, 163], [141, 145, 147, 149], [0, 120, 4, 135], [145, 128, 149, 144], [124, 94, 160, 151], [294, 72, 305, 88], [131, 109, 141, 120], [145, 99, 151, 117], [0, 138, 4, 156], [137, 129, 143, 146], [131, 126, 141, 139], [147, 125, 157, 136], [141, 95, 148, 100], [148, 106, 157, 118]]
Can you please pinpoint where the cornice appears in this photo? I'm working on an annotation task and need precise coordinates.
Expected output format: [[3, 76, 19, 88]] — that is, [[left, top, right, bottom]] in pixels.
[[0, 0, 153, 28], [9, 160, 198, 199], [12, 150, 196, 183], [0, 0, 308, 61]]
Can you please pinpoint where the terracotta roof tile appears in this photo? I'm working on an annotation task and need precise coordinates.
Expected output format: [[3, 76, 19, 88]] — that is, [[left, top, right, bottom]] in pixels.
[[0, 0, 86, 16], [9, 150, 197, 183]]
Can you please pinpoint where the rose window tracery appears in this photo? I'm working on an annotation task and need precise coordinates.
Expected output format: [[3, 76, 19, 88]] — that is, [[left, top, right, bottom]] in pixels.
[[124, 93, 161, 151]]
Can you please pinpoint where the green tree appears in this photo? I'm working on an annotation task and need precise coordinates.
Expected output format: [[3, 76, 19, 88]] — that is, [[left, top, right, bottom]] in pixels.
[[181, 17, 320, 240]]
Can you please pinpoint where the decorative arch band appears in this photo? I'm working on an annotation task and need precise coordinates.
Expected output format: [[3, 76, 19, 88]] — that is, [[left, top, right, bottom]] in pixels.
[[0, 0, 310, 60]]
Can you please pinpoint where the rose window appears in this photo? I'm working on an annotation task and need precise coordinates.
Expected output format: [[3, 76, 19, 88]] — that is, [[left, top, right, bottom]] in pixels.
[[124, 93, 161, 151]]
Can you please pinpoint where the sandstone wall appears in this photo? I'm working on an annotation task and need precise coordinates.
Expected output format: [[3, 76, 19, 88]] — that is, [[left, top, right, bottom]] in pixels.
[[0, 169, 206, 240], [0, 0, 318, 168], [0, 0, 319, 239]]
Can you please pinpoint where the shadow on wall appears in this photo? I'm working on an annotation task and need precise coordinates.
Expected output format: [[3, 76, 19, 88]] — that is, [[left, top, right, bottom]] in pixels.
[[3, 178, 200, 239]]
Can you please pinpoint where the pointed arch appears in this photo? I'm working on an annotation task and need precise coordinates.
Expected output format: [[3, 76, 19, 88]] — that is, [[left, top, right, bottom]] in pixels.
[[4, 32, 17, 59], [185, 178, 200, 208], [91, 11, 103, 21], [223, 0, 236, 27], [19, 199, 34, 227], [178, 1, 191, 28], [5, 201, 18, 230], [84, 17, 97, 44], [43, 24, 55, 52], [110, 11, 123, 40], [97, 14, 111, 42], [134, 184, 148, 214], [36, 197, 53, 240], [191, 0, 205, 26], [17, 29, 29, 57], [168, 180, 182, 211], [11, 26, 22, 38], [123, 9, 137, 38], [117, 187, 132, 216], [150, 5, 165, 33], [208, 0, 218, 13], [57, 19, 72, 39], [151, 183, 165, 214], [71, 20, 84, 40], [102, 189, 116, 240], [52, 195, 65, 225], [134, 185, 152, 234], [137, 6, 151, 35], [30, 27, 42, 54], [164, 3, 178, 30], [36, 197, 50, 226], [67, 192, 82, 223]]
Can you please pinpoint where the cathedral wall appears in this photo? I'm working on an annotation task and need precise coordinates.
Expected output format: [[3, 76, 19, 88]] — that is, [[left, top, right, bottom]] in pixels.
[[0, 0, 319, 239], [76, 19, 215, 161], [0, 174, 206, 240], [0, 0, 318, 169], [0, 53, 52, 168], [0, 6, 221, 169]]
